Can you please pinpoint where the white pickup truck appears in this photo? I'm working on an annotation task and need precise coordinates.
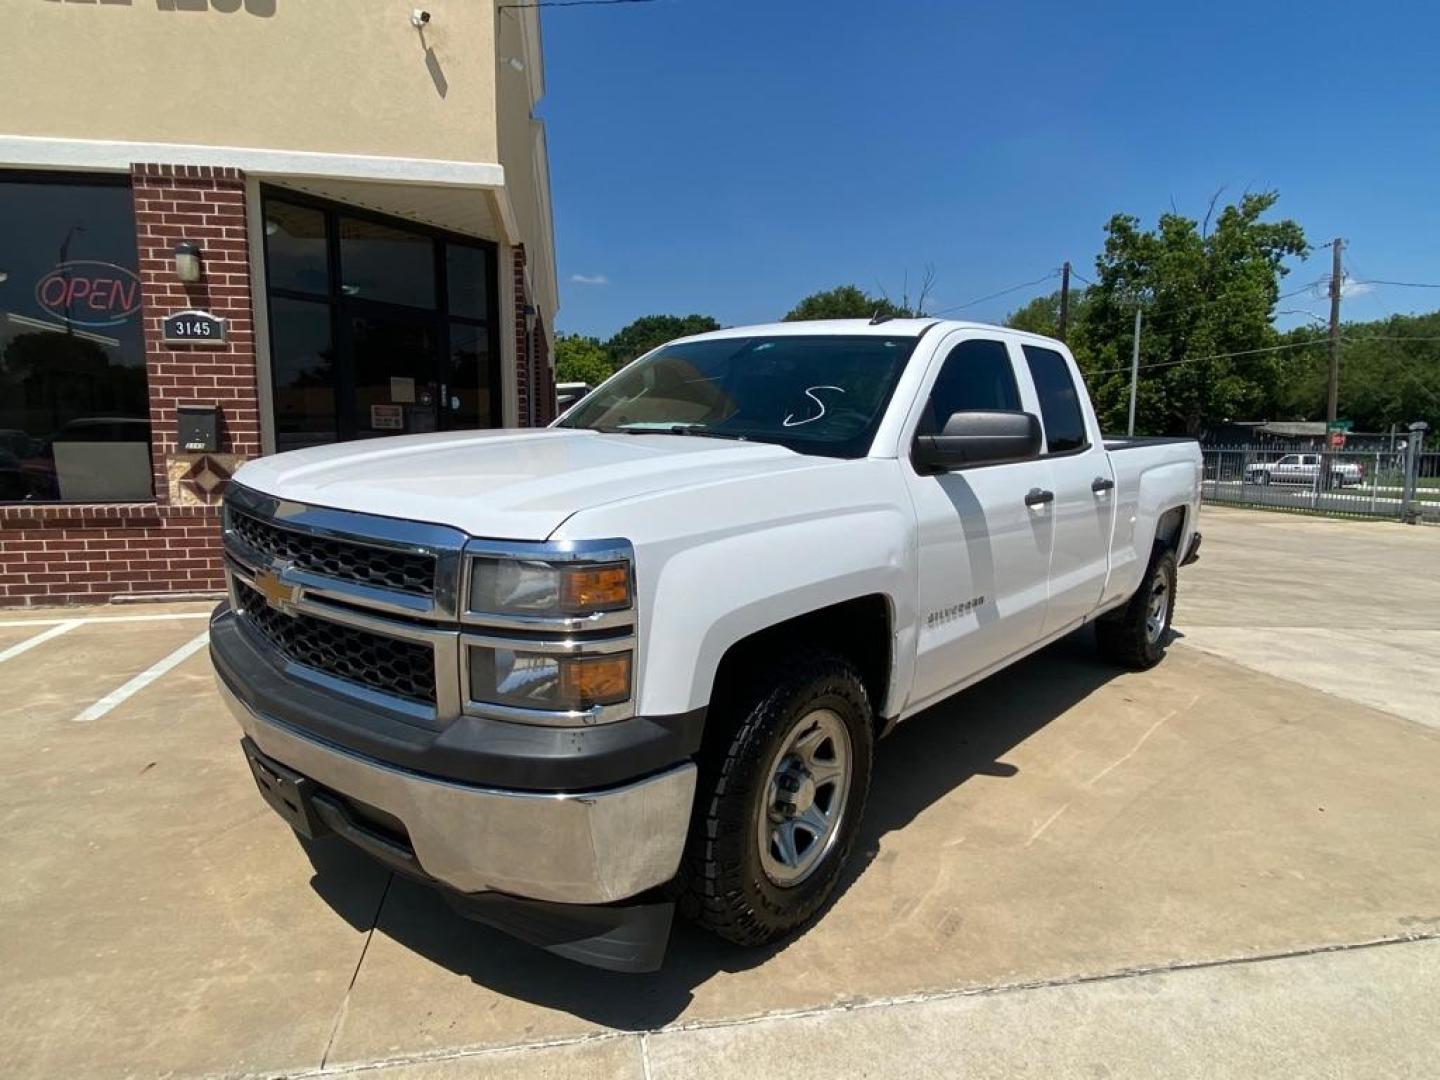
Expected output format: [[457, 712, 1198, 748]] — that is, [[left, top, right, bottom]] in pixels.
[[1243, 452, 1363, 487], [211, 319, 1201, 971]]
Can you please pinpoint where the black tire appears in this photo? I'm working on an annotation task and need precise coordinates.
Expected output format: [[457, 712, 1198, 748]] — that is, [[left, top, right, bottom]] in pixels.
[[1097, 547, 1177, 670], [676, 648, 874, 947]]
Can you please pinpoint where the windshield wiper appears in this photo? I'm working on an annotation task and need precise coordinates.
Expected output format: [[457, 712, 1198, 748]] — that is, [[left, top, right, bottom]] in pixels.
[[604, 424, 749, 441]]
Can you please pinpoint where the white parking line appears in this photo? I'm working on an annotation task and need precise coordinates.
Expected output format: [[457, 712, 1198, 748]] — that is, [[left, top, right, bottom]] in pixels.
[[0, 620, 83, 664], [70, 631, 212, 724], [0, 612, 212, 629]]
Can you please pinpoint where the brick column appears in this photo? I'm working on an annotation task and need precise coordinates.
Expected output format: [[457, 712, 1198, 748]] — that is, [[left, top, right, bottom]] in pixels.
[[512, 244, 531, 426], [533, 317, 554, 425], [510, 243, 555, 428], [133, 163, 261, 492]]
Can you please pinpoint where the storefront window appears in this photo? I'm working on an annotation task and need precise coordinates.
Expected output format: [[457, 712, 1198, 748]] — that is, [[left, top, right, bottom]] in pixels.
[[0, 175, 150, 503], [265, 202, 329, 295], [262, 192, 501, 445], [446, 243, 490, 321], [338, 217, 435, 308], [269, 297, 337, 453]]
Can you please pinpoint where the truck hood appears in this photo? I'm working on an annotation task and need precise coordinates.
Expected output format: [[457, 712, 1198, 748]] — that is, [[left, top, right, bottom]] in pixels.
[[232, 428, 831, 539]]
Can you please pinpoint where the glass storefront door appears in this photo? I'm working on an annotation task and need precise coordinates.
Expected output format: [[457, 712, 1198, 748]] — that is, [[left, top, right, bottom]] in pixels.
[[261, 190, 502, 452], [346, 308, 441, 438]]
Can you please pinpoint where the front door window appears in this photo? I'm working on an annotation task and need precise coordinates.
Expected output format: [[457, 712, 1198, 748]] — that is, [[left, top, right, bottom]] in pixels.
[[348, 311, 440, 438]]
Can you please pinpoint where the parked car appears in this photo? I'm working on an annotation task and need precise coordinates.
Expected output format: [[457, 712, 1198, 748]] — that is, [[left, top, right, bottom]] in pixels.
[[1244, 452, 1363, 487], [211, 320, 1202, 971], [555, 380, 593, 412]]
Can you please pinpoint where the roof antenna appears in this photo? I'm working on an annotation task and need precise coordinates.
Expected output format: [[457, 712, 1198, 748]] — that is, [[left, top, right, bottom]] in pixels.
[[869, 310, 895, 325]]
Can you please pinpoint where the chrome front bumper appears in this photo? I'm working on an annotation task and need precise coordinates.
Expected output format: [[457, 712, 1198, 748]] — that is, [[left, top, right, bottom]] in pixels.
[[217, 676, 696, 904]]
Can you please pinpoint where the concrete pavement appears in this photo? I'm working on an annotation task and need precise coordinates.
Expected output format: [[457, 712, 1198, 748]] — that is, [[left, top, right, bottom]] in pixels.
[[1, 507, 1438, 1078], [1179, 507, 1440, 727]]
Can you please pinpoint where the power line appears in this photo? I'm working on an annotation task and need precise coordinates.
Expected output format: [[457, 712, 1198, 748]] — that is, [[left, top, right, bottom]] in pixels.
[[1087, 338, 1330, 377], [1089, 332, 1440, 379], [498, 0, 657, 8], [1060, 272, 1315, 317], [1353, 278, 1440, 289], [1334, 335, 1440, 344], [928, 271, 1059, 316]]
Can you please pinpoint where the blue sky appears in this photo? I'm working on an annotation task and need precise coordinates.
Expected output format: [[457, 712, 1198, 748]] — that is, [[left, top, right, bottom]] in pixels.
[[540, 0, 1440, 339]]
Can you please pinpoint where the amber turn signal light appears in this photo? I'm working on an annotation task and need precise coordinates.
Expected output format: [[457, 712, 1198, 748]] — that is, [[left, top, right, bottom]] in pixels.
[[559, 652, 632, 709], [559, 563, 630, 612]]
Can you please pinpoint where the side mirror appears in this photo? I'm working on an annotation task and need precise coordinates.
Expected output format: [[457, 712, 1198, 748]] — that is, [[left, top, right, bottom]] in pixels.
[[912, 410, 1043, 473]]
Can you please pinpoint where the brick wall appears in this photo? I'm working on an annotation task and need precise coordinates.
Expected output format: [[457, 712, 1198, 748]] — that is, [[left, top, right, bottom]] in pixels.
[[510, 243, 555, 427], [0, 164, 259, 608], [533, 315, 555, 426]]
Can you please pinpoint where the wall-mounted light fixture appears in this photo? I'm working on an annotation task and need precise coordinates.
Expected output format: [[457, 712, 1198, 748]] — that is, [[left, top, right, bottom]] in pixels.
[[174, 241, 202, 283]]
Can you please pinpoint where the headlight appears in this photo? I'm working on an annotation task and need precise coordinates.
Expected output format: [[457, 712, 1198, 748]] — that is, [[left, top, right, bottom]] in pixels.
[[467, 644, 632, 714], [468, 557, 631, 616]]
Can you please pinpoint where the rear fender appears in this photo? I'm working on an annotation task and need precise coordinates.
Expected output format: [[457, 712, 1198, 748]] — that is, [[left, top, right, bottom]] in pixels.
[[1103, 459, 1198, 606]]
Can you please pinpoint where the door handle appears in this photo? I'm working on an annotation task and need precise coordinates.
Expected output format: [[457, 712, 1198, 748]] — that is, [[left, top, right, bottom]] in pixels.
[[1025, 487, 1054, 507], [1091, 476, 1115, 493]]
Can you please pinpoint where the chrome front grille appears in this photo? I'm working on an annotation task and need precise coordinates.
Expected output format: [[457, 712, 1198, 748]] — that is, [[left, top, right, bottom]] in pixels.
[[222, 484, 467, 726], [235, 578, 437, 705], [220, 483, 637, 730], [230, 507, 436, 596]]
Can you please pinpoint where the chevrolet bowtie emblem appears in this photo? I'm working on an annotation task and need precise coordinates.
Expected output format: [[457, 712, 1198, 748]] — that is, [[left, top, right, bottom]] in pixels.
[[253, 567, 299, 610]]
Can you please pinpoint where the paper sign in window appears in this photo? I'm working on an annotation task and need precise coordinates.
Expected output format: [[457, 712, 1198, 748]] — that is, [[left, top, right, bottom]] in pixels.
[[370, 404, 403, 431]]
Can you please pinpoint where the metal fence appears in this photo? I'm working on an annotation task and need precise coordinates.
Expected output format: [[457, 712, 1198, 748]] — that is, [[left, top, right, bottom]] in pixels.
[[1201, 445, 1440, 524]]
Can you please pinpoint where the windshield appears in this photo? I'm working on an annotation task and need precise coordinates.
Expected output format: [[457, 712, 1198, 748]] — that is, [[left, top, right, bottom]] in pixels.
[[557, 334, 919, 458]]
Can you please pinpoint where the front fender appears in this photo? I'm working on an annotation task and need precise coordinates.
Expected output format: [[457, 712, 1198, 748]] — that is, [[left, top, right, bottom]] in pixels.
[[635, 508, 916, 719]]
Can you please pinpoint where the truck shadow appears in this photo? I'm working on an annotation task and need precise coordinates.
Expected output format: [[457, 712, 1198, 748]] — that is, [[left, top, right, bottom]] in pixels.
[[303, 626, 1126, 1030]]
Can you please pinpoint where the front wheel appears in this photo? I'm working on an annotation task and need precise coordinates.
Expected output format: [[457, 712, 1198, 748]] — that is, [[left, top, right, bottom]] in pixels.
[[676, 650, 874, 947], [1097, 548, 1177, 670]]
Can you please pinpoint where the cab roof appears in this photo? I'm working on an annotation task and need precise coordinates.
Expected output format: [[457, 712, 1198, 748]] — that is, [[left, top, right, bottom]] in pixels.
[[670, 318, 1061, 347]]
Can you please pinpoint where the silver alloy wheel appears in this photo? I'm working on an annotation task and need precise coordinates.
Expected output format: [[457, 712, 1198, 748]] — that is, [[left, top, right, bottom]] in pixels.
[[757, 707, 853, 888], [1145, 571, 1170, 645]]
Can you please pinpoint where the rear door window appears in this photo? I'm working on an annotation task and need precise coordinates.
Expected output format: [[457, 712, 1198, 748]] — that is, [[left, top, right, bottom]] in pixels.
[[1021, 344, 1088, 453], [921, 338, 1021, 433]]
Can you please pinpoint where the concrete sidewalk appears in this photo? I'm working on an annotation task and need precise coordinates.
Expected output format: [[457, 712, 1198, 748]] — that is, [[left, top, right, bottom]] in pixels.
[[1, 508, 1437, 1079]]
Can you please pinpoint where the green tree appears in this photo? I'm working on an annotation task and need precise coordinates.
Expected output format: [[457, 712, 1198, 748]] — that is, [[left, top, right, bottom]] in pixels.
[[604, 314, 721, 368], [554, 333, 612, 387], [1270, 312, 1440, 435], [1075, 191, 1309, 435], [783, 285, 910, 322], [1006, 287, 1090, 339]]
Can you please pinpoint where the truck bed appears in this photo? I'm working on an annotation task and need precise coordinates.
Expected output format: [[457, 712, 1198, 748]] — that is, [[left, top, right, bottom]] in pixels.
[[1104, 435, 1200, 451]]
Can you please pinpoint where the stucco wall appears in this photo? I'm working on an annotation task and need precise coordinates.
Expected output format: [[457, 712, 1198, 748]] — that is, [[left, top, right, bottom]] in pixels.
[[495, 5, 558, 329], [1, 0, 498, 166]]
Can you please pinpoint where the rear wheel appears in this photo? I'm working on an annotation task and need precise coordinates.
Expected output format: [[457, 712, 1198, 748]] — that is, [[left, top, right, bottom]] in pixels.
[[676, 649, 873, 947], [1097, 548, 1177, 670]]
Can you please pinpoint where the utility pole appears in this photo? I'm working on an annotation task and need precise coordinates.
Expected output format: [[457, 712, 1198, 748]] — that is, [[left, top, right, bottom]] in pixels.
[[1326, 238, 1344, 422], [1058, 261, 1071, 342], [1127, 305, 1142, 436]]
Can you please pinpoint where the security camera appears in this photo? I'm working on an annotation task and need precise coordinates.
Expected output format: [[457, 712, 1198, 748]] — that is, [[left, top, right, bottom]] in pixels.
[[411, 9, 431, 28]]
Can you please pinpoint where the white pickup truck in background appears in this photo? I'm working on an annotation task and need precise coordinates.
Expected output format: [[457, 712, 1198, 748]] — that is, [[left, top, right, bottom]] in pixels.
[[1244, 452, 1364, 486], [211, 319, 1202, 971]]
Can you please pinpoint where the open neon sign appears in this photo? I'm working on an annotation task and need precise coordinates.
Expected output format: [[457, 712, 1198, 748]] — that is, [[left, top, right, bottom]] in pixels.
[[34, 261, 142, 328]]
